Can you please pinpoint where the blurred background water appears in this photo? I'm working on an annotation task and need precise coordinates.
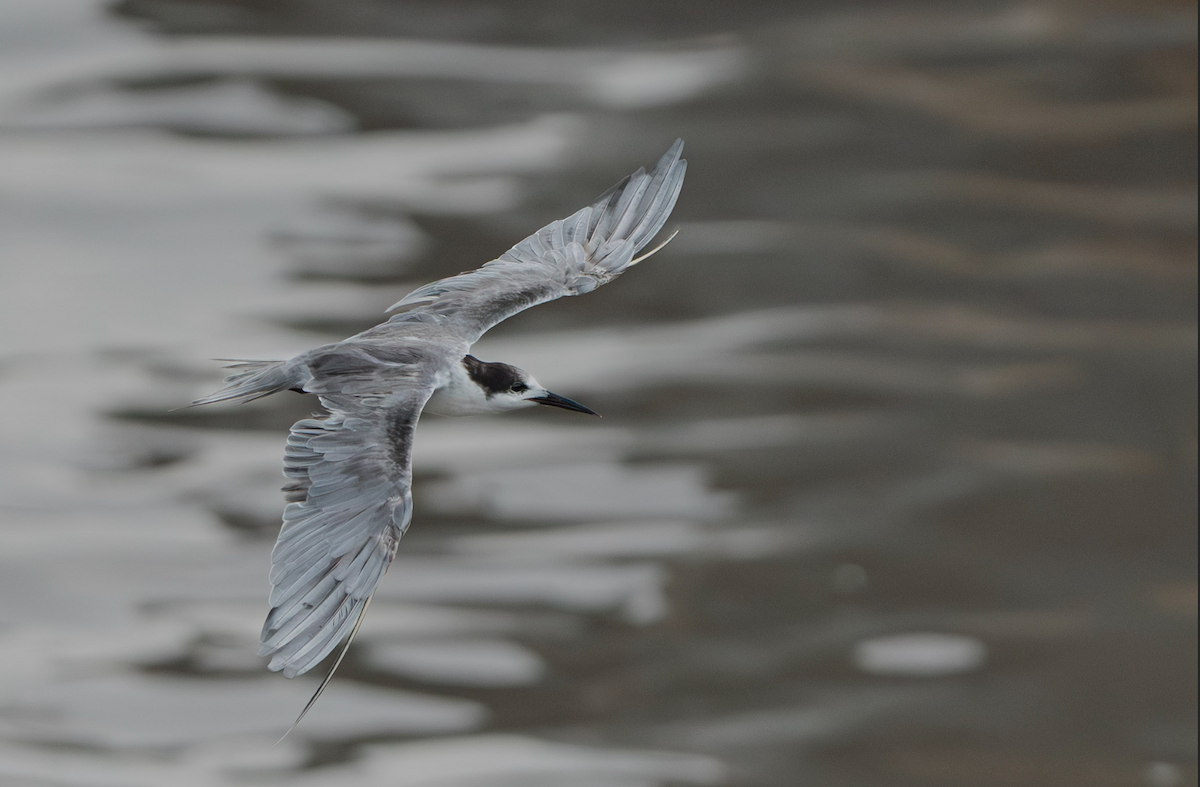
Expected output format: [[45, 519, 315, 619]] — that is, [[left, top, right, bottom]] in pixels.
[[0, 1, 1196, 785]]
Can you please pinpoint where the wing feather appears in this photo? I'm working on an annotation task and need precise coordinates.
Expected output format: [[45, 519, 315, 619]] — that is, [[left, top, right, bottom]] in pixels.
[[257, 355, 433, 681], [380, 140, 686, 343]]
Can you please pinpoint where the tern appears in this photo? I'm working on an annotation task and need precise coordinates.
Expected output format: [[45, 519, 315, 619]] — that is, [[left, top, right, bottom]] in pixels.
[[193, 140, 687, 734]]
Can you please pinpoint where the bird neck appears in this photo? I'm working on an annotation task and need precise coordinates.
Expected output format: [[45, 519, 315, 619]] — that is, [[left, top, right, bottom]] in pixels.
[[426, 357, 523, 416]]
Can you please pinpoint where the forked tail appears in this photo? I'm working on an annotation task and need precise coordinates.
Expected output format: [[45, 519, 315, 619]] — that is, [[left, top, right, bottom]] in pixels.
[[190, 359, 300, 406]]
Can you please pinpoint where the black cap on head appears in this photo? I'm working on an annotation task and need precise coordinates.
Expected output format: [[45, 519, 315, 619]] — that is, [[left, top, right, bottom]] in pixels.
[[462, 355, 525, 397]]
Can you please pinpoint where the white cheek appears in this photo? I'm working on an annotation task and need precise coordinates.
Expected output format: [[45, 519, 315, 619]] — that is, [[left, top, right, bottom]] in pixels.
[[496, 394, 537, 412]]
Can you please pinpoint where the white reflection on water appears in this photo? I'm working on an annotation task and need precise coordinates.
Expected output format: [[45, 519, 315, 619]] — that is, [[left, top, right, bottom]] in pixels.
[[0, 118, 575, 360], [0, 0, 745, 120], [5, 673, 485, 747], [852, 633, 988, 677], [8, 35, 745, 114], [0, 79, 357, 136], [0, 734, 724, 787], [289, 734, 725, 787], [423, 461, 736, 521], [364, 638, 546, 687], [448, 520, 795, 562], [374, 559, 670, 625]]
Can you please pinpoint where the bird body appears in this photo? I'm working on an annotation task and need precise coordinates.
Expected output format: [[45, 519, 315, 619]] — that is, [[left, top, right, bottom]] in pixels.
[[194, 140, 687, 730]]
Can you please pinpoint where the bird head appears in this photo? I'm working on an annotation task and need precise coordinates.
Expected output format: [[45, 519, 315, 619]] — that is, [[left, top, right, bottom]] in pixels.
[[463, 355, 598, 416]]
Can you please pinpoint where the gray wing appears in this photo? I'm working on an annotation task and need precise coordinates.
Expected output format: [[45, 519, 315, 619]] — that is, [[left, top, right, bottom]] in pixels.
[[384, 139, 687, 344], [258, 348, 434, 680]]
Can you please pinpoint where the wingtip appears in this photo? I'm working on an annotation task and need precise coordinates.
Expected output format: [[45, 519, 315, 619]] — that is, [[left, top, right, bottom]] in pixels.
[[272, 594, 376, 744], [662, 138, 685, 164], [644, 140, 684, 179]]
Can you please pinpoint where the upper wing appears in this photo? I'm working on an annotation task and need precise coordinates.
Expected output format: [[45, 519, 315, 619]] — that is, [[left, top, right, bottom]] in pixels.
[[384, 139, 687, 344], [258, 347, 434, 681]]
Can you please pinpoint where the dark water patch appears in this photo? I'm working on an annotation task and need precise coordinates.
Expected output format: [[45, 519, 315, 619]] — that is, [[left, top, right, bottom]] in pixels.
[[209, 505, 280, 539], [597, 382, 903, 424], [115, 0, 815, 45], [275, 76, 588, 132]]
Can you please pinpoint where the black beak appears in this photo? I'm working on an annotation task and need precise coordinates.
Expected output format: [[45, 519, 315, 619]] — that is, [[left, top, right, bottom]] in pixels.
[[532, 391, 600, 416]]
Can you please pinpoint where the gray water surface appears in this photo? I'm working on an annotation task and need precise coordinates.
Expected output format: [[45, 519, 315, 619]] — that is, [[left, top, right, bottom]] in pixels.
[[0, 1, 1196, 785]]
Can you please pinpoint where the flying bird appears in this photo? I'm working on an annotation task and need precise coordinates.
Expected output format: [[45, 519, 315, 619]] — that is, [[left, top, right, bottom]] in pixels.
[[193, 140, 687, 733]]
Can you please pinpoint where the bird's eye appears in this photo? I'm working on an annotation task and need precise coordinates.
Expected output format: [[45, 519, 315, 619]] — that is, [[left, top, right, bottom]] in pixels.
[[510, 382, 528, 394]]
